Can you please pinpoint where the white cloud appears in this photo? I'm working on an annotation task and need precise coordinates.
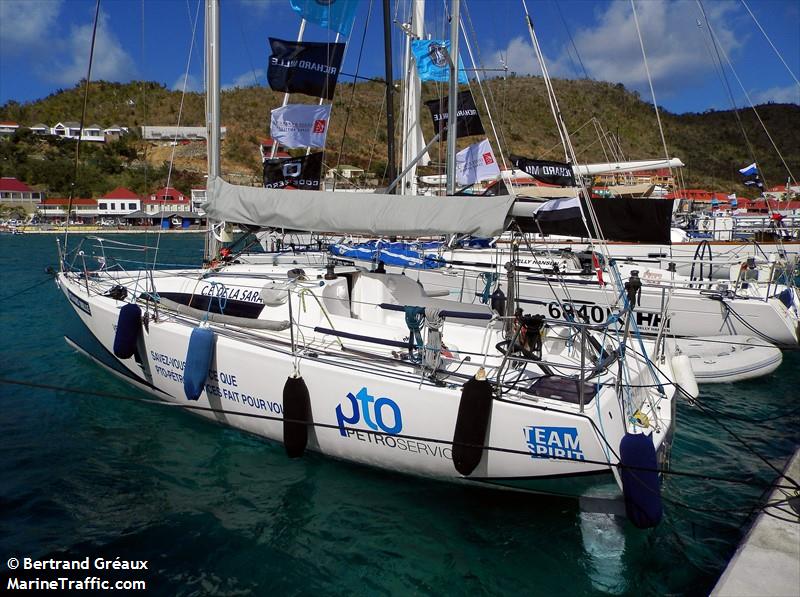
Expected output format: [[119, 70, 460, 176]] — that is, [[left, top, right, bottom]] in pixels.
[[171, 73, 204, 93], [490, 36, 542, 77], [750, 84, 800, 105], [0, 0, 63, 56], [556, 0, 742, 95], [488, 0, 743, 100], [223, 69, 265, 90], [41, 10, 137, 86]]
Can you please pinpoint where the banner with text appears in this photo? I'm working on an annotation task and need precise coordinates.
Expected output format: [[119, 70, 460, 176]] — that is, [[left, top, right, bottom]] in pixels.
[[270, 104, 332, 148], [510, 156, 576, 187], [263, 152, 323, 190], [425, 90, 484, 140], [455, 139, 500, 185], [268, 38, 345, 100]]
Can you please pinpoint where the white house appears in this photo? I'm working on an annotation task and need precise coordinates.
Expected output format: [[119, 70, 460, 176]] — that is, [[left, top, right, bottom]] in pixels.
[[326, 165, 365, 180], [96, 187, 141, 218], [30, 123, 49, 135], [103, 125, 128, 141], [51, 121, 105, 142], [0, 121, 19, 137]]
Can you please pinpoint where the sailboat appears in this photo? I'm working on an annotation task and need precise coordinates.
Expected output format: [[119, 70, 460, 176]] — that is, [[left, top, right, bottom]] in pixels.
[[55, 0, 685, 524]]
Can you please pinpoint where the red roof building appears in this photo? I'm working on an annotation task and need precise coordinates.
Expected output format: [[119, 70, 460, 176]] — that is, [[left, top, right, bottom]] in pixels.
[[37, 197, 98, 221], [102, 186, 140, 199], [97, 187, 141, 216], [0, 177, 44, 202], [143, 187, 192, 215]]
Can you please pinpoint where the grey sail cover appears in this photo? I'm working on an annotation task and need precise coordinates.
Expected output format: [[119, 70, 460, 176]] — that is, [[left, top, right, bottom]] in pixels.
[[204, 177, 514, 236]]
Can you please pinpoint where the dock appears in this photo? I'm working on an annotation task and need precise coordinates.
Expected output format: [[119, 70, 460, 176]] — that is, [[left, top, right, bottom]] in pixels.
[[711, 447, 800, 597]]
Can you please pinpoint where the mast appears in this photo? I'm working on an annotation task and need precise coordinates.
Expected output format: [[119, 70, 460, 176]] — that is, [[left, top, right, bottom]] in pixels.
[[399, 0, 427, 196], [205, 0, 221, 259], [445, 0, 460, 195], [206, 0, 220, 183], [383, 0, 397, 192]]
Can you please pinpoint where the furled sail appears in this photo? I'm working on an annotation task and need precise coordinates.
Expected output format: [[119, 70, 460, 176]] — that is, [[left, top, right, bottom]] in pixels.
[[204, 177, 515, 236]]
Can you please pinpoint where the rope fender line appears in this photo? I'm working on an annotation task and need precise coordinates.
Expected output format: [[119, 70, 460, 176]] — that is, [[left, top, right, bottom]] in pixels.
[[0, 375, 796, 494]]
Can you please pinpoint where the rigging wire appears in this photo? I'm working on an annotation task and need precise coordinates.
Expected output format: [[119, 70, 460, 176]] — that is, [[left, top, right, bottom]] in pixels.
[[63, 0, 101, 255], [551, 0, 589, 80], [150, 0, 202, 271], [332, 0, 374, 190], [695, 4, 797, 186], [629, 0, 674, 185], [739, 0, 800, 90]]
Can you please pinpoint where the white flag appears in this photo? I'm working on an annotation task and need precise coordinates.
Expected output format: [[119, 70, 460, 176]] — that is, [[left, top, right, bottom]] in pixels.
[[455, 139, 500, 186], [727, 193, 736, 200], [270, 104, 332, 148]]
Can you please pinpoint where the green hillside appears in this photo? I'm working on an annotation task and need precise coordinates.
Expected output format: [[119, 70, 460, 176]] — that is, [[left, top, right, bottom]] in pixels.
[[1, 77, 797, 197]]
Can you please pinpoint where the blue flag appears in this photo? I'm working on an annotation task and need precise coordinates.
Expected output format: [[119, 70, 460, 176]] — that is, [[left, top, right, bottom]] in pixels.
[[738, 162, 758, 177], [738, 162, 764, 189], [411, 39, 468, 83], [289, 0, 358, 37]]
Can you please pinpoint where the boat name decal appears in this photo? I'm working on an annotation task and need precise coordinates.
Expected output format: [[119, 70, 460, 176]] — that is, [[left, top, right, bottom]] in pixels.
[[199, 284, 262, 303], [546, 301, 670, 331], [67, 288, 91, 315], [524, 426, 585, 461]]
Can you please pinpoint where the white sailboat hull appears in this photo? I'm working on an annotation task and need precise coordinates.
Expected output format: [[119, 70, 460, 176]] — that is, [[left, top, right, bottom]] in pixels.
[[56, 267, 675, 499]]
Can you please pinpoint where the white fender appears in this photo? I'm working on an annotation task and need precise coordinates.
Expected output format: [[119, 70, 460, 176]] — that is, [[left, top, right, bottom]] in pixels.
[[671, 354, 699, 399]]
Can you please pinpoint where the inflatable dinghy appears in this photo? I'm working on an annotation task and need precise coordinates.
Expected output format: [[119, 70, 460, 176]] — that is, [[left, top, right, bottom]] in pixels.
[[666, 335, 782, 384]]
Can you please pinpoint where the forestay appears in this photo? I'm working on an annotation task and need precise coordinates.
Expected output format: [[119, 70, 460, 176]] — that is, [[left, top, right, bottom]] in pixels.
[[204, 177, 515, 236]]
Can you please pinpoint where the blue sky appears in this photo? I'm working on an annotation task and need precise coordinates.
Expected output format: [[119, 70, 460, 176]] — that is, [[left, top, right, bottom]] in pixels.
[[0, 0, 798, 114]]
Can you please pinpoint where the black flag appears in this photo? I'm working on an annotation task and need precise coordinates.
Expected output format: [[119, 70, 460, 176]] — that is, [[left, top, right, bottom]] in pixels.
[[263, 152, 324, 190], [510, 155, 576, 187], [268, 38, 345, 100], [425, 90, 484, 140]]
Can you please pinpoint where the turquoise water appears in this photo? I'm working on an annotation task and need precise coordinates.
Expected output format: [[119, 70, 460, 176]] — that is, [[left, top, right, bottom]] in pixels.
[[1, 233, 797, 596]]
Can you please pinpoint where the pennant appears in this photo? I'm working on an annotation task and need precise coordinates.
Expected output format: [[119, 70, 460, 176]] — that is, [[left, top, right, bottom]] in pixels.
[[270, 104, 332, 149], [739, 162, 764, 189], [455, 139, 500, 185], [510, 155, 576, 187], [410, 40, 468, 83], [263, 152, 324, 190], [268, 38, 345, 100], [289, 0, 358, 37], [425, 90, 484, 140]]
